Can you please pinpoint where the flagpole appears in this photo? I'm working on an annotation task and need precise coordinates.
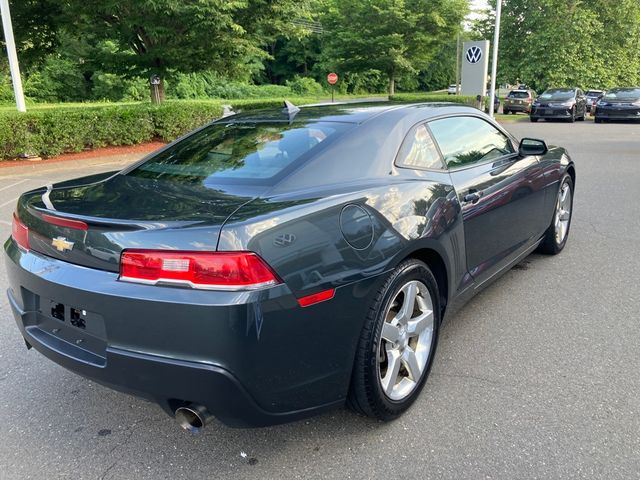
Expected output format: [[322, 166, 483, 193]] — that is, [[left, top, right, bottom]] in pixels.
[[1, 0, 27, 112], [488, 0, 502, 117]]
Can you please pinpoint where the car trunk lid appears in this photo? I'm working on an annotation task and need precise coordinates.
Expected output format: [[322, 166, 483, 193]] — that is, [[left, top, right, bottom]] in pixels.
[[18, 173, 254, 272]]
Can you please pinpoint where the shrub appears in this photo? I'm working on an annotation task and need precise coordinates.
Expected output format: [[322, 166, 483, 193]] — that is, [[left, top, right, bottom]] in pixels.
[[92, 73, 149, 102], [151, 101, 223, 141], [22, 57, 88, 102], [0, 101, 224, 159], [285, 76, 325, 96], [389, 92, 477, 106], [168, 72, 295, 100], [0, 75, 14, 103], [0, 94, 392, 160]]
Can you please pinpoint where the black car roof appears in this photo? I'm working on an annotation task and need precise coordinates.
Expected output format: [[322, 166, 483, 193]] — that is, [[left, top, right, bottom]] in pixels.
[[222, 101, 478, 125]]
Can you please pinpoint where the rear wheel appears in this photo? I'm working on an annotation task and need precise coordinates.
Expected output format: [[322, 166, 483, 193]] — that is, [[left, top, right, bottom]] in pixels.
[[537, 174, 574, 255], [347, 259, 439, 420]]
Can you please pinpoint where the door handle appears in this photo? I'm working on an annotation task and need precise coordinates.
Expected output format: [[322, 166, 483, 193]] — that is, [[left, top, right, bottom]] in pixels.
[[463, 191, 483, 203]]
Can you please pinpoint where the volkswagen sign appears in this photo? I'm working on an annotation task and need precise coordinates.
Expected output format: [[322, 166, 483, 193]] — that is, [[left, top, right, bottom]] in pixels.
[[461, 40, 490, 96], [465, 46, 483, 64]]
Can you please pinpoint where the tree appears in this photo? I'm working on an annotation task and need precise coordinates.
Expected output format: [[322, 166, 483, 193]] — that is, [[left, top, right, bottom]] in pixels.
[[1, 0, 62, 71], [321, 0, 467, 95], [417, 38, 459, 91], [476, 0, 640, 91], [60, 0, 312, 102]]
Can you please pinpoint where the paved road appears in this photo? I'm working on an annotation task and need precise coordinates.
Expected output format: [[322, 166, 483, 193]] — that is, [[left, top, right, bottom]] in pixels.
[[0, 120, 639, 479]]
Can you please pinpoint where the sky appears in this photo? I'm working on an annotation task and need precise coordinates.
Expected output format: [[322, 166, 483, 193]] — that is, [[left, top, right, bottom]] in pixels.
[[466, 0, 491, 29], [467, 0, 489, 20]]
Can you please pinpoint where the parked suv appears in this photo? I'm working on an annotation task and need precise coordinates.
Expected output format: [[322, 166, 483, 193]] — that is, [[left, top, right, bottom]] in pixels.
[[503, 89, 536, 114]]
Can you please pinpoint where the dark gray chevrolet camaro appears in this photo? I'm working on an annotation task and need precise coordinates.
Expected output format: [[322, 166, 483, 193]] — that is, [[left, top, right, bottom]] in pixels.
[[5, 102, 575, 430]]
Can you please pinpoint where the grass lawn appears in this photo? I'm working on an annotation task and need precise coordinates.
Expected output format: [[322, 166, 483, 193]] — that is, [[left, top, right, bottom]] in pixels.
[[0, 93, 389, 113]]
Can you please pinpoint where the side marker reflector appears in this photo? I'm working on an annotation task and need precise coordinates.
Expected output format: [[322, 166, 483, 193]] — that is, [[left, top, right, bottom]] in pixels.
[[297, 288, 336, 308]]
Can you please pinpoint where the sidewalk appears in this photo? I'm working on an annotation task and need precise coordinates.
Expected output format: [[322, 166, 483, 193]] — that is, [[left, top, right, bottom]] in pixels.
[[0, 142, 164, 178]]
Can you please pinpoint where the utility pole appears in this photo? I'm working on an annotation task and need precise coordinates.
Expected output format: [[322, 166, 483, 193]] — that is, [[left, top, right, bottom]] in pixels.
[[1, 0, 26, 112], [455, 33, 461, 95], [488, 0, 502, 117]]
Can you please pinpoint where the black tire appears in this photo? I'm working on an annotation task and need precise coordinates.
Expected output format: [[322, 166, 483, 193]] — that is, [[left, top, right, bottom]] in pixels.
[[530, 117, 538, 122], [537, 174, 574, 255], [347, 259, 440, 421], [595, 117, 603, 124], [568, 107, 576, 123]]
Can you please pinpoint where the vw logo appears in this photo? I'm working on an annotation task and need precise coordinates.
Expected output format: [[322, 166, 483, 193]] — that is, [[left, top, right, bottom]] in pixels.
[[273, 233, 296, 247], [466, 46, 483, 64]]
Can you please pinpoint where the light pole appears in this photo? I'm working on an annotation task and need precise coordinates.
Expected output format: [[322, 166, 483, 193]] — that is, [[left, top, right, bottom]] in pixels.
[[488, 0, 502, 117], [1, 0, 26, 112]]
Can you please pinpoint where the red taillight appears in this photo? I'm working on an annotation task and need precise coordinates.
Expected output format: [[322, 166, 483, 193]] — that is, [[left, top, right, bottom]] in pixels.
[[119, 250, 280, 290], [41, 213, 88, 231], [11, 213, 30, 251]]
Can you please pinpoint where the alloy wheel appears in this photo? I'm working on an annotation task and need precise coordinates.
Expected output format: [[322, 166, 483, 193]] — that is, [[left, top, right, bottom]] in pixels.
[[554, 181, 572, 244], [377, 280, 435, 401]]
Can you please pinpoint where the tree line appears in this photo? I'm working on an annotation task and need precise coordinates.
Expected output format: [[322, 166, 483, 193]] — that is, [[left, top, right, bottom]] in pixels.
[[0, 0, 468, 102], [474, 0, 640, 91], [1, 0, 639, 104]]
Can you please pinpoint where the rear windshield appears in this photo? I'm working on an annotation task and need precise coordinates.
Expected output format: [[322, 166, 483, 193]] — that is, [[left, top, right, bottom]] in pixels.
[[539, 89, 575, 101], [508, 91, 529, 99], [585, 90, 603, 96], [603, 88, 640, 100], [128, 121, 351, 185]]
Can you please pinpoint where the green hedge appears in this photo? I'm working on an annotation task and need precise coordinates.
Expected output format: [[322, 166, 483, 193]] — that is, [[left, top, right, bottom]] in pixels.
[[228, 94, 387, 112], [389, 93, 477, 105], [0, 101, 223, 159], [0, 95, 387, 160]]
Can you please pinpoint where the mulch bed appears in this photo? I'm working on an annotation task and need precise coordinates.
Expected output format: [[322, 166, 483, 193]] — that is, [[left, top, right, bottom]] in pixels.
[[0, 142, 166, 169]]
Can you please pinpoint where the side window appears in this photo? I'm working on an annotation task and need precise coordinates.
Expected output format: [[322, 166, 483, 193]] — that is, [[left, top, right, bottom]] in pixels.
[[396, 124, 443, 170], [428, 116, 514, 169]]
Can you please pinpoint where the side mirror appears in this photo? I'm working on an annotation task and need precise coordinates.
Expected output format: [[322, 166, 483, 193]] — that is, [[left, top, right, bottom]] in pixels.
[[519, 138, 548, 156]]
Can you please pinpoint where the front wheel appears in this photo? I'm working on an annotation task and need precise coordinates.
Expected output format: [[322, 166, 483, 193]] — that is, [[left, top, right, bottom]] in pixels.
[[530, 116, 538, 122], [568, 107, 576, 123], [537, 174, 574, 254], [347, 259, 440, 420]]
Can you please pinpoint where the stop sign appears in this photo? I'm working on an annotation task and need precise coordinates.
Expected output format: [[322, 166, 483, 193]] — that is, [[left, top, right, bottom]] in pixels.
[[327, 72, 338, 85]]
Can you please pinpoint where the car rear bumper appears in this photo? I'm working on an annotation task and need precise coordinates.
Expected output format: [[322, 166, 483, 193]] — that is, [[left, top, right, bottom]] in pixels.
[[594, 107, 640, 120], [504, 103, 530, 112], [4, 239, 371, 427], [530, 106, 574, 119]]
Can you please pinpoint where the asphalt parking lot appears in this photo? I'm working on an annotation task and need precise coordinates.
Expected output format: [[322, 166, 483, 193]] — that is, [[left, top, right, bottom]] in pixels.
[[0, 120, 639, 479]]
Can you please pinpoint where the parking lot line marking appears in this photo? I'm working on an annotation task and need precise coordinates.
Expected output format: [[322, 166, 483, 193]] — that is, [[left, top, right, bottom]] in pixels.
[[0, 197, 19, 209], [0, 179, 30, 192]]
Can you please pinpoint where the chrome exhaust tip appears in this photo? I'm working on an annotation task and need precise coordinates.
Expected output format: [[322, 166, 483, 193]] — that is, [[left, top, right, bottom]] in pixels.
[[174, 404, 213, 433]]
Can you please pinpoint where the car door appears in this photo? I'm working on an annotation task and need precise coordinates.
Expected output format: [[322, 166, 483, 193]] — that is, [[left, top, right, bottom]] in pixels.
[[427, 115, 547, 285]]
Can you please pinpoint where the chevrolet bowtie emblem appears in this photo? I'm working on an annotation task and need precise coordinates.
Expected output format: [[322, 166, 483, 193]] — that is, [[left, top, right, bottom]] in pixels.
[[52, 236, 74, 252]]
